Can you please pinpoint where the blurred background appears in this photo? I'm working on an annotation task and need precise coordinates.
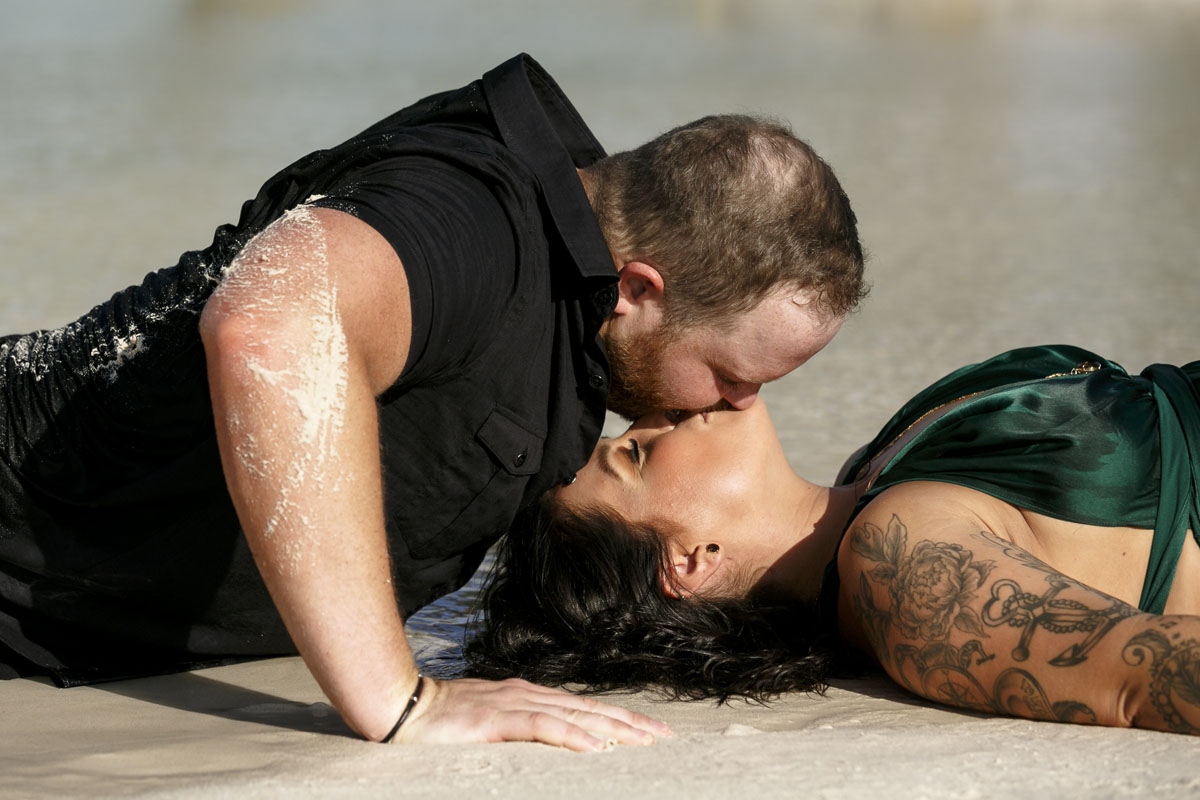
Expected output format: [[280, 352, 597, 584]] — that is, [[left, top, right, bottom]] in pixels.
[[3, 0, 1198, 661]]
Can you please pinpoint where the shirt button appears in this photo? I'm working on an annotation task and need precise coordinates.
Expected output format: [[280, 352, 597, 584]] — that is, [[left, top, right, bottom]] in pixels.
[[588, 373, 606, 389], [593, 285, 618, 314], [513, 450, 527, 467]]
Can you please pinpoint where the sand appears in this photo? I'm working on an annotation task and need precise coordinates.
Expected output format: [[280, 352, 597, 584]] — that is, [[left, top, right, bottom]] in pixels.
[[4, 1, 1200, 796], [3, 656, 1196, 799]]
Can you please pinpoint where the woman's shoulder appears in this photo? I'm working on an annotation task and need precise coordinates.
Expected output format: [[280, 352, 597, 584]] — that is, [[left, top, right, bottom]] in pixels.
[[853, 480, 1006, 522], [838, 481, 1026, 569]]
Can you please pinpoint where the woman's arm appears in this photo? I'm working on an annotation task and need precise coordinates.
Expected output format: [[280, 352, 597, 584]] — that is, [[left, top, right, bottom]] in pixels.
[[837, 483, 1200, 734]]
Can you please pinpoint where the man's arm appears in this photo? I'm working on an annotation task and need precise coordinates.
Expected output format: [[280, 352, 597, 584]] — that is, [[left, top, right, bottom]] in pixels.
[[200, 205, 667, 748], [837, 483, 1200, 735]]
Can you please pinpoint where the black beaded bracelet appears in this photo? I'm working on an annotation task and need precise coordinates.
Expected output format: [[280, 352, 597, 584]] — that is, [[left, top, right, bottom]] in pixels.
[[381, 674, 425, 744]]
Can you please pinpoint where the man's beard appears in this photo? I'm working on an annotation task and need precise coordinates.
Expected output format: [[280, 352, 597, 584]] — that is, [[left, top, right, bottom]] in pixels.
[[603, 324, 679, 420]]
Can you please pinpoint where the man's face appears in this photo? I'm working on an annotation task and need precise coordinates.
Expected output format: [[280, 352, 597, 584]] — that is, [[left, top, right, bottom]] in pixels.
[[605, 289, 843, 420]]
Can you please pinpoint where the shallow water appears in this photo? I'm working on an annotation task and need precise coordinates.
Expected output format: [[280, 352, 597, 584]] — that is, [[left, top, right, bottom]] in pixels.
[[3, 0, 1199, 672]]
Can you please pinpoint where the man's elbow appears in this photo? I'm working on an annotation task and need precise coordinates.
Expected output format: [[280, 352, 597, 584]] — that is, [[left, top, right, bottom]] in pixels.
[[199, 300, 256, 370], [199, 296, 307, 372]]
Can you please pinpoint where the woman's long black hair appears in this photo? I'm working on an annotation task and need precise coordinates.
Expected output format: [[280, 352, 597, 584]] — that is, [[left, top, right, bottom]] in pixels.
[[464, 492, 836, 703]]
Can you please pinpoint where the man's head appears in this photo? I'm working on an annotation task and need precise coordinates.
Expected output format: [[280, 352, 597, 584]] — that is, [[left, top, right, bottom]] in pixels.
[[583, 114, 866, 418]]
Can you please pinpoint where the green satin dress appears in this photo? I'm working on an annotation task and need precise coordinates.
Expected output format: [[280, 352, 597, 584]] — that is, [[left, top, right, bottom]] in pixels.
[[835, 344, 1200, 614]]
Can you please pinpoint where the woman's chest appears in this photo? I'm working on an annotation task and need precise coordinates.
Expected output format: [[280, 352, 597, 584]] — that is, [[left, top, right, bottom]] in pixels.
[[1006, 510, 1200, 615]]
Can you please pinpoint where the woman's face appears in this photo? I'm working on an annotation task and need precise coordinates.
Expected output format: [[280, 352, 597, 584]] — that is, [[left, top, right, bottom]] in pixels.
[[558, 400, 793, 596]]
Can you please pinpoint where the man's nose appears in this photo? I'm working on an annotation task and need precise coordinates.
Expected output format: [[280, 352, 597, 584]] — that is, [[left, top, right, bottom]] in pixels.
[[632, 410, 678, 433], [723, 383, 761, 410]]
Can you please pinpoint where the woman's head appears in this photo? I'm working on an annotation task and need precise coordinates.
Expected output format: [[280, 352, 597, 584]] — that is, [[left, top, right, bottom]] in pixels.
[[558, 402, 804, 601], [466, 404, 835, 701]]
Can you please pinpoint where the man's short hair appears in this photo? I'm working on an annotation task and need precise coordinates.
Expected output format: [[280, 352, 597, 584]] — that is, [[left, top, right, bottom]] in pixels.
[[586, 114, 867, 328]]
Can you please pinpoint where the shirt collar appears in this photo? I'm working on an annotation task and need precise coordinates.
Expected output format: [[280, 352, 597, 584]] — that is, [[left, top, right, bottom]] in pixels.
[[481, 54, 617, 286]]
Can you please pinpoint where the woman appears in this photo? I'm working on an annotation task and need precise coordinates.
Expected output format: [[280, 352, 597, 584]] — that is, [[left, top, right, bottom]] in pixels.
[[467, 344, 1200, 735]]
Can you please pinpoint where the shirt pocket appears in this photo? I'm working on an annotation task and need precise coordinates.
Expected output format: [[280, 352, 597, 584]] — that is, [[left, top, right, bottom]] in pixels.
[[401, 405, 544, 561]]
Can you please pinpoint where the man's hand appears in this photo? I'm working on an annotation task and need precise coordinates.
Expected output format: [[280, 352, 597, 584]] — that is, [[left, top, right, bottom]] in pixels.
[[397, 677, 671, 752]]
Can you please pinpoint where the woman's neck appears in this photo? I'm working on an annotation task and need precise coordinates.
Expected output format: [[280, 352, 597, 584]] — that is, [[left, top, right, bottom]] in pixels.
[[752, 477, 859, 606]]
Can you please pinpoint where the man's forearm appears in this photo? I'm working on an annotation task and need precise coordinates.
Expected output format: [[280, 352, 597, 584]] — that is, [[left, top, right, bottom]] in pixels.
[[204, 309, 418, 739], [199, 204, 420, 740]]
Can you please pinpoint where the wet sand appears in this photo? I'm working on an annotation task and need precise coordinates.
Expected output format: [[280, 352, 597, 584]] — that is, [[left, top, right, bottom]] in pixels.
[[2, 1, 1199, 797]]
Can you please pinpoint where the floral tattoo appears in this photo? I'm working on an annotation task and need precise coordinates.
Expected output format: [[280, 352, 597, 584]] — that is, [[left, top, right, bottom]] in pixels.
[[848, 514, 1200, 733], [849, 515, 1096, 723]]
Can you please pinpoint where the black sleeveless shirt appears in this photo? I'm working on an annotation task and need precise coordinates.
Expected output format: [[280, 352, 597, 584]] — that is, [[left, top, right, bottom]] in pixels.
[[0, 54, 616, 684]]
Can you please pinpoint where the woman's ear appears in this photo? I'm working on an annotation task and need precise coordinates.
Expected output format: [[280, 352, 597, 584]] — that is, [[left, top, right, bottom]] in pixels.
[[612, 261, 665, 318], [657, 544, 723, 599]]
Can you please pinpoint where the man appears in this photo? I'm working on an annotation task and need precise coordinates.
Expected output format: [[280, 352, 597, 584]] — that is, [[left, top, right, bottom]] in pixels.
[[0, 54, 864, 749]]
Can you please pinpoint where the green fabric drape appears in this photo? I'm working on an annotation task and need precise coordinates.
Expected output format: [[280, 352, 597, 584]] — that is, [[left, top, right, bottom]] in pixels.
[[838, 345, 1200, 613]]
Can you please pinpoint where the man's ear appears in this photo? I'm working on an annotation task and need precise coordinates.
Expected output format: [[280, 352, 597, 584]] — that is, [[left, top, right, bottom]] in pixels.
[[657, 544, 723, 599], [612, 261, 665, 317]]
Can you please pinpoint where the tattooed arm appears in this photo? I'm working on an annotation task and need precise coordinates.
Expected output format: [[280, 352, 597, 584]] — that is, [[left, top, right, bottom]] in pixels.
[[836, 484, 1200, 735]]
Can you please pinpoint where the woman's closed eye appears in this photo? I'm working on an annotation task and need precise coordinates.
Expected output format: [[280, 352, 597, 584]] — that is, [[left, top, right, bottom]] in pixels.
[[628, 439, 641, 466]]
